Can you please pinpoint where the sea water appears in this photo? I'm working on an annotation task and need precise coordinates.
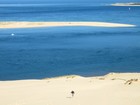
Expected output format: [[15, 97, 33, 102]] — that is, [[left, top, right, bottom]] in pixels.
[[0, 3, 140, 80]]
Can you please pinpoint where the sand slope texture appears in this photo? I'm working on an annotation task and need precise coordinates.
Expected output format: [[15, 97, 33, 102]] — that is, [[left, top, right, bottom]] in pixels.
[[0, 73, 140, 105]]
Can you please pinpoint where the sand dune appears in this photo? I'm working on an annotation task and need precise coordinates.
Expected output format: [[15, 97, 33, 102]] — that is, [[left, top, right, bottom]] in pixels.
[[0, 21, 136, 28], [0, 73, 140, 105]]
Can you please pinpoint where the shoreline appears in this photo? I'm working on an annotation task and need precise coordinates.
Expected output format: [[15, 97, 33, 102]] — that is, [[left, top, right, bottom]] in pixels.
[[0, 21, 136, 29], [0, 72, 139, 82]]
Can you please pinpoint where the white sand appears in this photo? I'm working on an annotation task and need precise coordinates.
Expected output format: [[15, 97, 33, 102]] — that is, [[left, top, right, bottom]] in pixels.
[[0, 22, 135, 28], [0, 73, 140, 105], [111, 3, 140, 6]]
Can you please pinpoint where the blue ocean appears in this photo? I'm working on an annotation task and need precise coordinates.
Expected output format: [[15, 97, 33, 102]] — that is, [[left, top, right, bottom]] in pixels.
[[0, 3, 140, 80]]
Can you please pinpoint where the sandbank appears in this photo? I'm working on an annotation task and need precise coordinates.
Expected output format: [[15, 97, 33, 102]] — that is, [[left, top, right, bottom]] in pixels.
[[0, 21, 136, 29], [111, 3, 140, 6], [0, 73, 140, 105]]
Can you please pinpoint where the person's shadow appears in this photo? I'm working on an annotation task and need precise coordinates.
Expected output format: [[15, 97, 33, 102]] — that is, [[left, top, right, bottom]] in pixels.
[[66, 96, 73, 98]]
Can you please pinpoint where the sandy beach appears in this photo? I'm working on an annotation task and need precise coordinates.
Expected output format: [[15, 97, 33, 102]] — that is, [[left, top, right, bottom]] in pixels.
[[0, 22, 135, 29], [0, 73, 140, 105]]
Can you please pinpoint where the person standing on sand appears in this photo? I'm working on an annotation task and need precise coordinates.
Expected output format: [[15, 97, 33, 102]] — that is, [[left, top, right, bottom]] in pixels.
[[71, 91, 75, 97]]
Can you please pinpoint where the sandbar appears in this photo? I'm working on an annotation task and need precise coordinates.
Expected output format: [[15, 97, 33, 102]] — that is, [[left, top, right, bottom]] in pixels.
[[0, 21, 136, 29], [111, 3, 140, 6]]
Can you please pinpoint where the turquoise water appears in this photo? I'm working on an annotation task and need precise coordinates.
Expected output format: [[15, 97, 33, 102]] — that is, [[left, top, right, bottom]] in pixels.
[[0, 4, 140, 80]]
